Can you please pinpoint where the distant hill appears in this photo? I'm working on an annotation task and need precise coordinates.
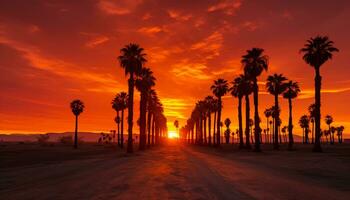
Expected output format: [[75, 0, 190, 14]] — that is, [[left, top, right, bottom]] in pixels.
[[0, 132, 348, 143], [0, 132, 103, 142]]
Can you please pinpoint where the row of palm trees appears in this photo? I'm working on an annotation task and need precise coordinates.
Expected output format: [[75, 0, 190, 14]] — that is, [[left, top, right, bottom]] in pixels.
[[69, 44, 168, 152], [113, 43, 167, 153], [181, 35, 340, 152], [299, 113, 345, 144]]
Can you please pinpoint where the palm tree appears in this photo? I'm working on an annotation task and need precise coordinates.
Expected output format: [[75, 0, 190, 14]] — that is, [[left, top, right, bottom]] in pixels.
[[174, 120, 179, 137], [224, 118, 231, 144], [308, 104, 316, 144], [205, 96, 215, 145], [212, 98, 219, 145], [249, 119, 254, 143], [242, 48, 268, 152], [153, 101, 164, 144], [112, 95, 121, 145], [324, 115, 334, 144], [231, 74, 252, 149], [113, 92, 128, 148], [283, 81, 300, 150], [114, 116, 120, 145], [281, 126, 287, 143], [300, 36, 339, 152], [336, 126, 344, 143], [201, 100, 209, 144], [70, 100, 84, 149], [118, 43, 147, 153], [136, 67, 156, 150], [299, 115, 310, 144], [147, 89, 157, 147], [119, 92, 128, 148], [211, 79, 229, 146], [266, 74, 288, 150], [263, 108, 272, 144]]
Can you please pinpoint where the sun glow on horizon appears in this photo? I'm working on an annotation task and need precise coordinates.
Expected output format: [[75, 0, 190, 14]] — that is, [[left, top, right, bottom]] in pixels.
[[168, 130, 179, 139]]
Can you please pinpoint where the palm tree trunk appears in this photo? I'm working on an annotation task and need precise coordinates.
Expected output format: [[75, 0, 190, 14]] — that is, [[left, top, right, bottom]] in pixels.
[[199, 116, 203, 144], [204, 116, 207, 144], [238, 97, 244, 149], [272, 118, 275, 144], [127, 76, 134, 153], [208, 113, 212, 145], [213, 111, 217, 145], [74, 115, 78, 149], [121, 109, 124, 148], [253, 79, 261, 152], [313, 67, 322, 152], [117, 111, 120, 146], [147, 112, 152, 147], [152, 116, 155, 145], [273, 94, 279, 150], [191, 127, 194, 144], [245, 94, 251, 149], [216, 97, 222, 146], [288, 98, 294, 150], [139, 92, 147, 150], [311, 121, 314, 144]]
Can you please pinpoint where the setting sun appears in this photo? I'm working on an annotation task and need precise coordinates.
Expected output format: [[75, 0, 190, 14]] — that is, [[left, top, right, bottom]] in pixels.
[[168, 130, 179, 139]]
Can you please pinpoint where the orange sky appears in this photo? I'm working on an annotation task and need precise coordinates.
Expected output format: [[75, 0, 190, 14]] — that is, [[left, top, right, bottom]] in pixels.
[[0, 0, 349, 136]]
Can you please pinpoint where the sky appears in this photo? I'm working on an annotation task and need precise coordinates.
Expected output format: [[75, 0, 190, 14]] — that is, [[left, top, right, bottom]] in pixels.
[[0, 0, 350, 136]]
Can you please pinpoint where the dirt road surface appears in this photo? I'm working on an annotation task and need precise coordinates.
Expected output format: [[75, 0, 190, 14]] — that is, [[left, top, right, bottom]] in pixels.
[[1, 141, 349, 200]]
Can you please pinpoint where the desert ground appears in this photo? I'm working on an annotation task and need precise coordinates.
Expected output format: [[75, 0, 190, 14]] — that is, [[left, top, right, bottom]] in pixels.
[[1, 141, 349, 200]]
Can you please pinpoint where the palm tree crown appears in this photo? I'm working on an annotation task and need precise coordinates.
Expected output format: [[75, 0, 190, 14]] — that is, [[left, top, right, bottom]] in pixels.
[[118, 43, 147, 77], [325, 115, 333, 125], [266, 74, 288, 95], [135, 67, 156, 92], [242, 48, 268, 78], [230, 74, 253, 98], [300, 36, 339, 68], [283, 81, 300, 99], [71, 100, 84, 116], [211, 79, 229, 98], [299, 115, 310, 129]]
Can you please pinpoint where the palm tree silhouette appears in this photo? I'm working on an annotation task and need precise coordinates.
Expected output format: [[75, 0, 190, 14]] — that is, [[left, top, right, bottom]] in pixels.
[[283, 81, 300, 150], [199, 100, 209, 144], [299, 115, 310, 144], [119, 92, 128, 148], [174, 120, 179, 137], [147, 90, 159, 146], [336, 126, 344, 143], [205, 96, 215, 145], [115, 116, 121, 144], [324, 115, 334, 144], [118, 43, 147, 153], [308, 104, 316, 144], [300, 36, 339, 152], [242, 48, 268, 152], [153, 101, 164, 144], [112, 92, 128, 148], [224, 118, 231, 144], [264, 108, 272, 144], [70, 99, 84, 149], [212, 98, 219, 145], [136, 67, 155, 150], [211, 79, 229, 146], [231, 74, 252, 149], [112, 96, 121, 145], [266, 73, 287, 150], [249, 118, 254, 143]]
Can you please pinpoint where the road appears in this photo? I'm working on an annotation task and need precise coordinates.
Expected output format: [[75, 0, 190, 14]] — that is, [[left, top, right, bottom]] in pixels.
[[1, 141, 348, 200]]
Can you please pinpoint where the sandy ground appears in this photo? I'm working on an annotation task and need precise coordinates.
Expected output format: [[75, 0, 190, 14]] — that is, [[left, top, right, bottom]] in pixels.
[[0, 141, 349, 200]]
